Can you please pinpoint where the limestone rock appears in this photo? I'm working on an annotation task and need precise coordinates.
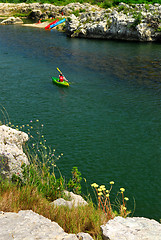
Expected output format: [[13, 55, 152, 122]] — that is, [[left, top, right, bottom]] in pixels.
[[52, 190, 88, 208], [1, 17, 23, 25], [100, 216, 161, 240], [0, 3, 161, 41], [0, 210, 94, 240], [28, 9, 42, 20], [0, 210, 79, 240], [65, 3, 161, 41], [0, 125, 29, 179], [77, 232, 94, 240]]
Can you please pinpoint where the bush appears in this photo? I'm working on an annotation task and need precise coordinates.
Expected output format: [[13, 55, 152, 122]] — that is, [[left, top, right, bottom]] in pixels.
[[130, 12, 142, 29]]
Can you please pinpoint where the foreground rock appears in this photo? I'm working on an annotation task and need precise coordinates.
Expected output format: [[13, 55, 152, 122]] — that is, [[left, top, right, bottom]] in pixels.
[[0, 210, 93, 240], [0, 125, 29, 179], [101, 216, 161, 240], [0, 210, 160, 240]]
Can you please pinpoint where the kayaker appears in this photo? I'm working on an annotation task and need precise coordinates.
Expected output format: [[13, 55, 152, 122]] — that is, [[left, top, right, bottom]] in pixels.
[[59, 73, 64, 82], [59, 73, 68, 82]]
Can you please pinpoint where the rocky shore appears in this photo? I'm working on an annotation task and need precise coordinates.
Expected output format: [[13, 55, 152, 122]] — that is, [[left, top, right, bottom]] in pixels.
[[0, 210, 161, 240], [0, 2, 161, 41]]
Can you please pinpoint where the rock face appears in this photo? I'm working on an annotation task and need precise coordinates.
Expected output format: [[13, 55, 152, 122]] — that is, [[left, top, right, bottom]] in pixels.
[[0, 210, 93, 240], [65, 3, 161, 41], [0, 125, 29, 179], [100, 216, 161, 240], [52, 190, 88, 208]]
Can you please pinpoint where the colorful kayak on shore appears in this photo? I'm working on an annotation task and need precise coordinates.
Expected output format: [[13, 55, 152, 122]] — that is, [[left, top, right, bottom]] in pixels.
[[50, 18, 66, 29], [45, 19, 59, 30], [52, 77, 69, 87]]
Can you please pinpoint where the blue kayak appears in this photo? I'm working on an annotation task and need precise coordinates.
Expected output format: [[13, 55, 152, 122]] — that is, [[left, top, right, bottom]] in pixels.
[[50, 18, 66, 29]]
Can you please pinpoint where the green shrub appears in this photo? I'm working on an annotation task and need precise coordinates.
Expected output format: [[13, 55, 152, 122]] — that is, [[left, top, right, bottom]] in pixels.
[[71, 9, 80, 17], [67, 167, 82, 194], [156, 27, 161, 32], [130, 12, 142, 29]]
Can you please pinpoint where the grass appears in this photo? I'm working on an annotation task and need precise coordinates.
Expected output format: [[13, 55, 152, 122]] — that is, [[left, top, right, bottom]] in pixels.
[[0, 116, 131, 239], [0, 180, 106, 239]]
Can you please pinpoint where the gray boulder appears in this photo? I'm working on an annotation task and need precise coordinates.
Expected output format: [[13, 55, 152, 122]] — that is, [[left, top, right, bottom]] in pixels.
[[52, 190, 88, 208], [28, 9, 42, 20], [0, 17, 23, 24], [77, 232, 94, 240], [0, 125, 29, 179], [101, 216, 161, 240]]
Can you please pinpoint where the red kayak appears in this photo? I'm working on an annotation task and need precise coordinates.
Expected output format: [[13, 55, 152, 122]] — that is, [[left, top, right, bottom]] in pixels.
[[45, 19, 59, 30]]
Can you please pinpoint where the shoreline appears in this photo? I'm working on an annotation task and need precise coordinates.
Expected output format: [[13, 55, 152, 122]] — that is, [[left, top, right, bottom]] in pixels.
[[0, 2, 161, 41]]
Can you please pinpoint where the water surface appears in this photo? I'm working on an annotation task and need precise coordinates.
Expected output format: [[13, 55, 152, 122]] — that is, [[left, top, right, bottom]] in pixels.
[[0, 24, 161, 220]]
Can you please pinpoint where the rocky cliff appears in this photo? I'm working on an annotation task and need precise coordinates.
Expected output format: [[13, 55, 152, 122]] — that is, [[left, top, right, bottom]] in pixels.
[[0, 2, 160, 41], [65, 3, 161, 41]]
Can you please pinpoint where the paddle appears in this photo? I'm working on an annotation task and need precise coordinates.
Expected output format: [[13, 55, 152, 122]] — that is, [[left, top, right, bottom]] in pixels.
[[57, 67, 68, 82]]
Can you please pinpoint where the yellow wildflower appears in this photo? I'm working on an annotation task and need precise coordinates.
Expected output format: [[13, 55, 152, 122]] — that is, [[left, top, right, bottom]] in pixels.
[[106, 194, 109, 198], [98, 192, 103, 196], [120, 188, 125, 192], [110, 181, 114, 185], [91, 183, 98, 188], [124, 197, 129, 201]]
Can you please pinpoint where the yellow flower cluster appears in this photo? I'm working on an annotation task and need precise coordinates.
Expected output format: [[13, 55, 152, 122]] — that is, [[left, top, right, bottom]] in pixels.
[[120, 188, 125, 192], [91, 183, 98, 188]]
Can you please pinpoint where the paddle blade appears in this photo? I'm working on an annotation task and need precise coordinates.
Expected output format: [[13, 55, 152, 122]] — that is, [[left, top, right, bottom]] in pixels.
[[57, 67, 62, 74]]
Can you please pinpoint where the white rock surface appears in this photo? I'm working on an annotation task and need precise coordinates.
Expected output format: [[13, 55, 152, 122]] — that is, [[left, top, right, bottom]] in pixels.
[[0, 125, 29, 179], [0, 210, 93, 240], [1, 17, 23, 24], [101, 216, 161, 240], [52, 190, 88, 208]]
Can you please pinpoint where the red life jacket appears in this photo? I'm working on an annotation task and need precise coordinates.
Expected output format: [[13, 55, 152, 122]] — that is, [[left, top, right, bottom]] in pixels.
[[59, 75, 64, 82]]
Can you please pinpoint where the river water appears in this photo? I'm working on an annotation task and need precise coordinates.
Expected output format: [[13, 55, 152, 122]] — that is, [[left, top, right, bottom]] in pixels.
[[0, 24, 161, 221]]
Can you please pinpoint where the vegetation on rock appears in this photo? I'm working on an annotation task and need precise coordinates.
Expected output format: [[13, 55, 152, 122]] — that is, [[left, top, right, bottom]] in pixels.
[[0, 0, 160, 7]]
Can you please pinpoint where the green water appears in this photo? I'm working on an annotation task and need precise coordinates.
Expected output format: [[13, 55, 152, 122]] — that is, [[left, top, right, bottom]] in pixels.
[[0, 25, 161, 220]]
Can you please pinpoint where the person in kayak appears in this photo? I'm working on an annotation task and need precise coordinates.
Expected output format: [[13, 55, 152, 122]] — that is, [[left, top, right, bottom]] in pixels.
[[59, 73, 68, 82], [59, 73, 64, 82]]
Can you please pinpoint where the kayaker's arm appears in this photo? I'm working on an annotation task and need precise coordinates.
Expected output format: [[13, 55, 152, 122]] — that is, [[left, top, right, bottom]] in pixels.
[[63, 76, 68, 82]]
